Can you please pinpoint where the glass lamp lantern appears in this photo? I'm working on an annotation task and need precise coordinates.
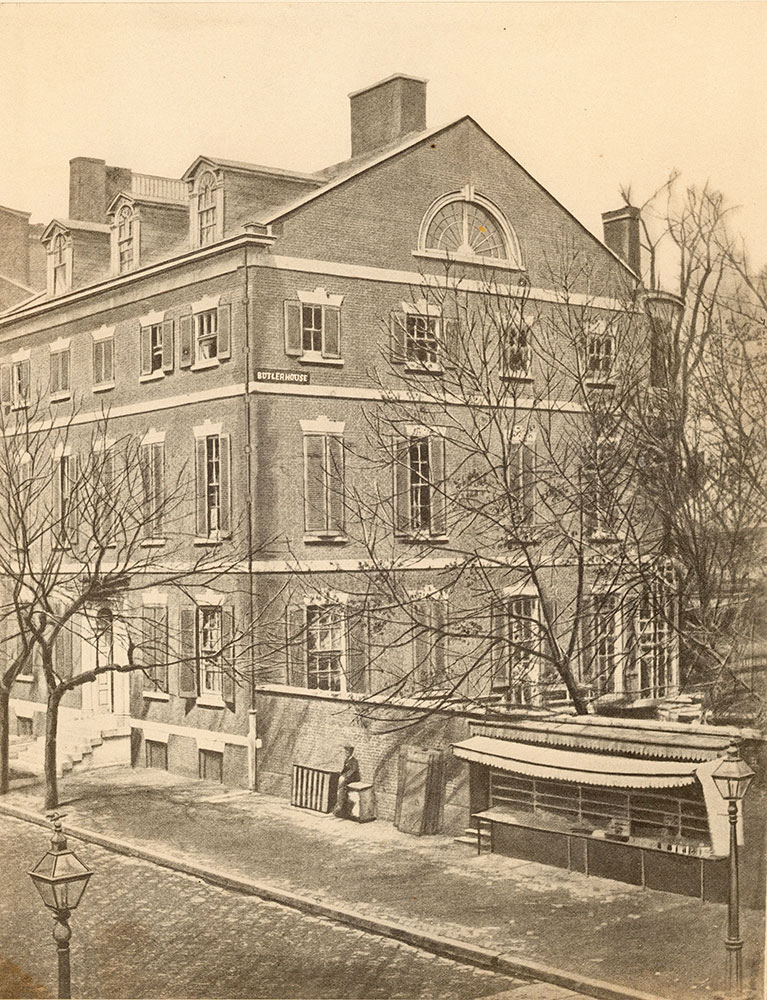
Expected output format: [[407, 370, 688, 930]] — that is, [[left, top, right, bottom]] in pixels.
[[28, 815, 93, 913], [712, 741, 755, 802]]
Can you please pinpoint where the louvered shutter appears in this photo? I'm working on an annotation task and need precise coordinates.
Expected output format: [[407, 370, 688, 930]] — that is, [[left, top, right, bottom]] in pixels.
[[443, 318, 459, 368], [162, 320, 174, 373], [61, 351, 70, 392], [326, 436, 345, 534], [432, 599, 448, 685], [412, 601, 428, 687], [179, 315, 193, 368], [323, 306, 341, 358], [51, 457, 62, 531], [389, 312, 407, 364], [104, 340, 114, 381], [217, 304, 231, 360], [50, 353, 60, 394], [345, 604, 369, 694], [177, 607, 198, 697], [140, 326, 153, 376], [221, 606, 235, 705], [429, 435, 447, 537], [218, 434, 231, 536], [101, 451, 114, 540], [18, 360, 30, 403], [153, 443, 165, 536], [1, 364, 11, 406], [284, 301, 302, 356], [394, 438, 411, 535], [286, 605, 306, 687], [54, 623, 73, 680], [522, 441, 536, 525], [490, 599, 506, 688], [195, 437, 208, 536], [66, 456, 80, 544], [303, 435, 327, 533], [139, 444, 152, 536], [155, 605, 169, 690]]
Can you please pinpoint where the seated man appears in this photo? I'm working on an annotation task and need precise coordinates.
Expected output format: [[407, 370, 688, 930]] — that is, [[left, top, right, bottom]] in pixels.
[[334, 744, 360, 818]]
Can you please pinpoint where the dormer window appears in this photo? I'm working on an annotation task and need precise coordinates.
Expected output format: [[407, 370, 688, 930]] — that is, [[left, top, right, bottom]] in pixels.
[[51, 233, 71, 295], [417, 186, 523, 270], [197, 172, 217, 247], [117, 205, 135, 273]]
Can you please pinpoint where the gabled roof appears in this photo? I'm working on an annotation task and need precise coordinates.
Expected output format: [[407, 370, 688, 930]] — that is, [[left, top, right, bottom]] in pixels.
[[182, 154, 324, 187], [106, 191, 188, 216], [257, 115, 639, 280], [41, 218, 110, 241]]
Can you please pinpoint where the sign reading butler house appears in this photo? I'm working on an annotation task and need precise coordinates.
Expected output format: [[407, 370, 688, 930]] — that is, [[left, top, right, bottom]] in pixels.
[[255, 369, 310, 385]]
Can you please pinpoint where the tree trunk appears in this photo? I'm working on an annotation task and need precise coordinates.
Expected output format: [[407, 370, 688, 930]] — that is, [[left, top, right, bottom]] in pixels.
[[0, 687, 9, 796], [557, 657, 589, 715], [44, 689, 63, 812]]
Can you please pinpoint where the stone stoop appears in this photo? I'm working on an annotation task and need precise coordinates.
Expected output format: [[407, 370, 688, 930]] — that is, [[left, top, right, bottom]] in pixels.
[[10, 725, 131, 777], [453, 825, 491, 850]]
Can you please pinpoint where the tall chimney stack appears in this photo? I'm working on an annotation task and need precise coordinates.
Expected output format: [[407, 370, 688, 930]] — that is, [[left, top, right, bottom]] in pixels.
[[349, 74, 427, 158], [602, 205, 641, 276]]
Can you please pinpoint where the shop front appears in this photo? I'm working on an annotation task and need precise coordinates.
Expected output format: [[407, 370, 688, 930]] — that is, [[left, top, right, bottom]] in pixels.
[[452, 716, 764, 907]]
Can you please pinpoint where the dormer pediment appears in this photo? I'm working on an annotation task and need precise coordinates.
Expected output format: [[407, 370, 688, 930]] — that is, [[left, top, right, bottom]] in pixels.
[[182, 156, 223, 185], [106, 192, 136, 220]]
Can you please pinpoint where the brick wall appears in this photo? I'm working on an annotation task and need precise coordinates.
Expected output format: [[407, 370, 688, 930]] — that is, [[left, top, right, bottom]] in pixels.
[[254, 688, 472, 832]]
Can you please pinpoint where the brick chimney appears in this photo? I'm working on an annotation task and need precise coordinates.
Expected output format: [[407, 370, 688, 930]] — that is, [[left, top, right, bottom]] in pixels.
[[601, 206, 641, 275], [349, 74, 427, 158], [69, 157, 132, 223]]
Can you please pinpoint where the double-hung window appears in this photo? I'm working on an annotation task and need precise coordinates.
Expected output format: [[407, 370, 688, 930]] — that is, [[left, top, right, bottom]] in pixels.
[[179, 302, 231, 369], [394, 431, 447, 539], [508, 433, 536, 539], [92, 328, 115, 391], [302, 422, 345, 539], [139, 319, 174, 378], [0, 356, 30, 411], [585, 319, 615, 383], [501, 320, 533, 379], [140, 437, 165, 540], [635, 583, 677, 699], [285, 600, 369, 695], [390, 305, 443, 371], [49, 343, 71, 400], [411, 596, 449, 691], [284, 290, 342, 362], [194, 427, 231, 539], [197, 173, 218, 247], [178, 603, 235, 704], [305, 604, 344, 692], [141, 604, 168, 693], [583, 433, 618, 540], [491, 595, 540, 704], [53, 453, 79, 545], [51, 233, 71, 295], [581, 593, 621, 696], [117, 205, 135, 273]]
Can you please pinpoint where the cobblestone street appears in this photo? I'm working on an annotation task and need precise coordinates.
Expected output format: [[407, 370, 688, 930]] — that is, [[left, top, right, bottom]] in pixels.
[[0, 814, 529, 1000]]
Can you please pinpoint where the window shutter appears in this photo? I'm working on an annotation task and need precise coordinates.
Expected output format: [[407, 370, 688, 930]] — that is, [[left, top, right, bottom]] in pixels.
[[139, 444, 152, 536], [522, 442, 536, 525], [52, 457, 62, 530], [92, 341, 100, 383], [104, 340, 114, 381], [394, 438, 411, 535], [161, 320, 175, 372], [155, 605, 169, 691], [61, 350, 70, 392], [345, 604, 369, 694], [50, 354, 60, 394], [412, 601, 428, 687], [286, 604, 306, 687], [443, 318, 459, 367], [221, 606, 235, 705], [326, 436, 345, 534], [0, 365, 10, 406], [54, 624, 73, 680], [67, 455, 80, 545], [195, 437, 208, 536], [177, 607, 198, 698], [18, 360, 30, 402], [179, 315, 193, 368], [153, 443, 165, 536], [140, 326, 153, 376], [217, 304, 231, 360], [303, 435, 327, 533], [432, 599, 449, 685], [389, 312, 407, 365], [218, 434, 231, 536], [284, 301, 302, 356], [323, 306, 341, 358], [490, 599, 506, 688], [429, 435, 447, 537], [101, 451, 114, 540]]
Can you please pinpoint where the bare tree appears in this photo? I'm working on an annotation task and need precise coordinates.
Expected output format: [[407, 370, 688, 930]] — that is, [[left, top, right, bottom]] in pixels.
[[0, 392, 281, 807]]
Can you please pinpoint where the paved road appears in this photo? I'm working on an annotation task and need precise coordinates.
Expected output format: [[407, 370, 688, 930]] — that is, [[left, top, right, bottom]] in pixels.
[[0, 814, 531, 1000]]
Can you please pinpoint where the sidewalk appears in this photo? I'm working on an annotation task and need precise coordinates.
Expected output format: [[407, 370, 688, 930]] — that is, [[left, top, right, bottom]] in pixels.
[[4, 767, 764, 1000]]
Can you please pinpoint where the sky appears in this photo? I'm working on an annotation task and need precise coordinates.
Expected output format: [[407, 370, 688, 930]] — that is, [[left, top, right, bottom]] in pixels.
[[1, 2, 766, 269]]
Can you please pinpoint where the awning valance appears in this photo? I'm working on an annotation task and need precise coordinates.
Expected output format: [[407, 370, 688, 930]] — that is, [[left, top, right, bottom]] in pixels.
[[451, 736, 701, 789]]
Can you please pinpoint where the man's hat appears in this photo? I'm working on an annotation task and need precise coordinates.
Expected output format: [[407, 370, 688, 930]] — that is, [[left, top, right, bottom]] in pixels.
[[344, 744, 355, 751]]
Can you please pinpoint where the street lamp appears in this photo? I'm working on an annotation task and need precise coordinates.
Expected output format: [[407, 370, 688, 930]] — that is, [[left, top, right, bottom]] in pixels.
[[712, 740, 755, 997], [28, 813, 93, 999]]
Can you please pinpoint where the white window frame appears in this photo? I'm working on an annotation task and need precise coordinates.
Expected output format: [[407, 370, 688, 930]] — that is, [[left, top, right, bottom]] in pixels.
[[198, 605, 224, 696], [585, 592, 624, 697], [1, 351, 31, 410], [300, 416, 346, 542], [92, 327, 115, 392], [636, 583, 678, 700], [49, 338, 71, 402], [305, 602, 347, 694], [192, 170, 223, 249], [492, 593, 541, 705], [49, 232, 73, 296], [193, 420, 231, 542], [585, 318, 615, 384], [284, 287, 344, 365]]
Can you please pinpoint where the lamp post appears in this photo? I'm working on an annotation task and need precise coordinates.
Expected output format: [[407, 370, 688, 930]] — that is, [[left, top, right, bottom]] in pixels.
[[28, 813, 93, 999], [712, 740, 755, 997]]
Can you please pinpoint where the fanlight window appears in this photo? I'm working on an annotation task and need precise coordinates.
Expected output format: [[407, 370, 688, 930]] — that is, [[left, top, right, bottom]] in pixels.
[[197, 172, 217, 247], [117, 206, 134, 273], [425, 200, 508, 260]]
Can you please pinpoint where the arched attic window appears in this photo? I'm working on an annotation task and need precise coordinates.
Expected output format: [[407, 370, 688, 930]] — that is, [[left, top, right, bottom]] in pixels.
[[197, 171, 218, 247], [418, 187, 522, 269], [51, 233, 71, 294], [117, 205, 135, 273]]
